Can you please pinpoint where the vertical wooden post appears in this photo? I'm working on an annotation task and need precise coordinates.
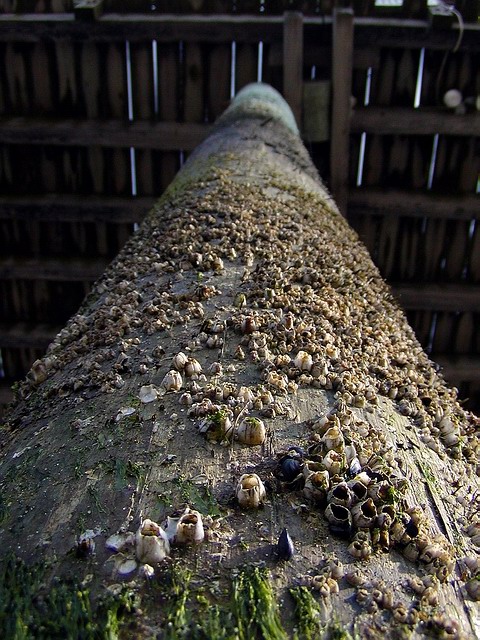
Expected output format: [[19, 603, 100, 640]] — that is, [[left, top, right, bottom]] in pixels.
[[283, 11, 303, 130], [330, 7, 354, 216]]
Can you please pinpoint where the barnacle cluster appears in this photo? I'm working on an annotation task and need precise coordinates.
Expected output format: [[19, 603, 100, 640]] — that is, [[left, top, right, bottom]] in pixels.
[[275, 430, 456, 580]]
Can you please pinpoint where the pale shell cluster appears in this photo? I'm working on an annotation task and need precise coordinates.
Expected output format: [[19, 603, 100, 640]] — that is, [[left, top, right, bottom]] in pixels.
[[105, 508, 205, 578]]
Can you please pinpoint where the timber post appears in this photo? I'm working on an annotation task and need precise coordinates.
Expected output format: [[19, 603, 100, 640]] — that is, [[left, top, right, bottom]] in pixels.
[[0, 84, 478, 639]]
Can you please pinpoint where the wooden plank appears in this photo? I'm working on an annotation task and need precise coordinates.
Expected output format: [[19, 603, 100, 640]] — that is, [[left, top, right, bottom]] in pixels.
[[184, 42, 205, 124], [207, 43, 231, 121], [391, 283, 480, 312], [348, 189, 480, 221], [0, 117, 212, 149], [283, 11, 303, 130], [434, 356, 480, 383], [432, 136, 480, 195], [330, 7, 353, 216], [0, 257, 108, 281], [351, 107, 480, 136], [0, 14, 284, 44], [0, 322, 60, 348], [0, 14, 478, 50]]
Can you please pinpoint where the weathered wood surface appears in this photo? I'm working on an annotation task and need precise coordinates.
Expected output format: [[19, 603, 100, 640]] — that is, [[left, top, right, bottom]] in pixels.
[[0, 84, 479, 639], [0, 118, 211, 150]]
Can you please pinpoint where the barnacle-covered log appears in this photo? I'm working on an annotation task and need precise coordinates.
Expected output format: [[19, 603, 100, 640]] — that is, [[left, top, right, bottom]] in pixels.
[[0, 84, 479, 639]]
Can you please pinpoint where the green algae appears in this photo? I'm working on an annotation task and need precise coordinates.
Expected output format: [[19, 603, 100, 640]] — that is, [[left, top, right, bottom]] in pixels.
[[232, 566, 288, 640], [0, 554, 134, 640]]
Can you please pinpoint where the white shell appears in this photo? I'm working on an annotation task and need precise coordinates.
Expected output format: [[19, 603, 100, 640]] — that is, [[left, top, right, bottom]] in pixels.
[[443, 89, 462, 108], [106, 532, 135, 553], [139, 384, 158, 403], [115, 407, 136, 422], [236, 473, 266, 508], [135, 519, 170, 564], [117, 557, 138, 576], [139, 564, 155, 579], [161, 370, 183, 392], [236, 417, 266, 446]]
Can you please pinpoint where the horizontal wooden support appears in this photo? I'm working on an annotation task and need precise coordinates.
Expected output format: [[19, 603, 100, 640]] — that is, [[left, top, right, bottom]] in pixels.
[[0, 13, 284, 43], [348, 189, 479, 221], [0, 257, 108, 281], [2, 110, 474, 150], [0, 118, 211, 151], [0, 14, 477, 50], [0, 322, 60, 349], [433, 355, 480, 383], [0, 194, 155, 223], [392, 284, 480, 312], [351, 108, 480, 136]]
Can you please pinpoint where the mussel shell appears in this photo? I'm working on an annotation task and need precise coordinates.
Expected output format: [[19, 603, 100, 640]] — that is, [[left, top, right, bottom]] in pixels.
[[348, 457, 362, 476], [403, 516, 419, 538], [276, 528, 295, 560], [280, 457, 302, 481]]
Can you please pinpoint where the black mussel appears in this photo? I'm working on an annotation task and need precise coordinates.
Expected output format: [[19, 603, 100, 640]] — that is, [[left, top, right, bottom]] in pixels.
[[276, 527, 295, 560], [280, 457, 302, 482], [349, 457, 362, 476], [403, 515, 419, 538]]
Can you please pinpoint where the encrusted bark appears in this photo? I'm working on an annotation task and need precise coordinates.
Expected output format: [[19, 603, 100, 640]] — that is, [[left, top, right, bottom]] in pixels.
[[0, 84, 479, 639]]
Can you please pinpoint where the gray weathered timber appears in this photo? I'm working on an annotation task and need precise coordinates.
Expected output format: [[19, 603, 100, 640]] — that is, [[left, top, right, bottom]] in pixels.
[[0, 84, 478, 639]]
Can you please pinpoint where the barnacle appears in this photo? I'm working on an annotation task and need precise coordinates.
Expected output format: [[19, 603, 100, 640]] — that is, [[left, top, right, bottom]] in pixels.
[[322, 426, 345, 452], [135, 519, 170, 564], [161, 370, 183, 392], [236, 417, 266, 446], [174, 508, 205, 545], [350, 498, 377, 529], [236, 473, 266, 508], [303, 470, 330, 503]]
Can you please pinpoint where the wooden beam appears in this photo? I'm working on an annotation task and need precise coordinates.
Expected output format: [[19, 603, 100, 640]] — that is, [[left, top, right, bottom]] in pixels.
[[351, 107, 480, 136], [0, 323, 60, 349], [330, 7, 354, 216], [433, 355, 480, 383], [348, 189, 479, 221], [0, 13, 284, 43], [0, 14, 477, 50], [0, 118, 211, 150], [0, 194, 155, 223], [391, 284, 480, 312], [283, 11, 303, 130], [0, 257, 108, 281]]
